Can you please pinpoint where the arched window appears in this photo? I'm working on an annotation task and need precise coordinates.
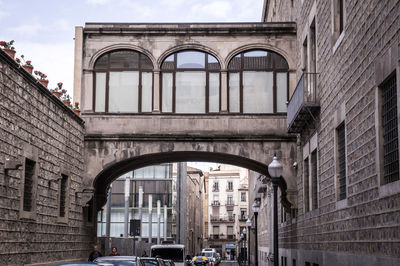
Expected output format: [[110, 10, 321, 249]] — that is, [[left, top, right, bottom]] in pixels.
[[161, 50, 220, 113], [228, 50, 289, 114], [94, 50, 153, 113]]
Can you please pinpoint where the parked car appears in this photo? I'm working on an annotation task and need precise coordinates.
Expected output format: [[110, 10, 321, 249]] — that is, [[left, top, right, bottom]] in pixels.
[[163, 259, 175, 266], [140, 257, 166, 266], [94, 256, 140, 266], [52, 263, 97, 266]]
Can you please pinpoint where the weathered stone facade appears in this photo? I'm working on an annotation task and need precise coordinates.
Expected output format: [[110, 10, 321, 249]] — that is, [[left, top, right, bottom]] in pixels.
[[76, 23, 299, 215], [0, 50, 92, 265], [250, 0, 400, 265]]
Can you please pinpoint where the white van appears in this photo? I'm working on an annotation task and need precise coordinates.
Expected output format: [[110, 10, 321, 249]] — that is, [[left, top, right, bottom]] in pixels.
[[200, 250, 218, 265], [151, 244, 185, 266], [201, 248, 216, 253]]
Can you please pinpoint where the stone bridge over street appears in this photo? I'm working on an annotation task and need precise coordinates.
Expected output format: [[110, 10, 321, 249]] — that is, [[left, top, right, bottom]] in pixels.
[[75, 22, 300, 214]]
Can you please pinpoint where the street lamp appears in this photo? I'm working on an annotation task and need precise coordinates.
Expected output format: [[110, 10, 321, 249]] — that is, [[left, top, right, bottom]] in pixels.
[[252, 199, 260, 266], [246, 218, 252, 266], [242, 228, 247, 266], [268, 155, 283, 266]]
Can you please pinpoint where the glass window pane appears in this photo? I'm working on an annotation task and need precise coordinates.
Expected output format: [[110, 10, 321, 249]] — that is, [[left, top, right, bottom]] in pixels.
[[274, 53, 289, 69], [208, 55, 220, 70], [209, 73, 220, 112], [162, 73, 173, 112], [277, 72, 288, 112], [162, 55, 175, 70], [95, 72, 106, 112], [95, 54, 108, 69], [243, 71, 273, 113], [142, 72, 153, 112], [177, 51, 205, 68], [109, 71, 139, 113], [229, 73, 240, 112], [110, 222, 124, 237], [243, 50, 273, 69], [176, 71, 206, 113], [141, 55, 153, 69], [110, 51, 139, 68], [228, 54, 241, 70]]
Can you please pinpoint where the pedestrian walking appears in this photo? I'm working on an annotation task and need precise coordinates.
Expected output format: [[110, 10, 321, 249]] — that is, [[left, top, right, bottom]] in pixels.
[[109, 247, 120, 256], [88, 244, 102, 261]]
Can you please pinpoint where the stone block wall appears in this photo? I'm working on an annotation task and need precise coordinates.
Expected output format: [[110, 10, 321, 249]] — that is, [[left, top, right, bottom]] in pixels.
[[275, 0, 400, 265], [0, 50, 93, 265]]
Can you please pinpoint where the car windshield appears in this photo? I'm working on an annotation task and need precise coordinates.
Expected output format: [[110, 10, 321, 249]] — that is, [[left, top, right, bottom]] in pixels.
[[142, 261, 157, 266], [96, 261, 136, 266], [201, 252, 213, 258], [151, 248, 184, 262]]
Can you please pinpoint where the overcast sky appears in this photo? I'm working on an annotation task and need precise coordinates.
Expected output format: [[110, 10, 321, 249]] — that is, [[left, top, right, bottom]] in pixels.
[[0, 0, 264, 99]]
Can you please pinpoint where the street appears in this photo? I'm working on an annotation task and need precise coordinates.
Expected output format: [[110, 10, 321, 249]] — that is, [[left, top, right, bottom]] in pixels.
[[219, 261, 239, 266]]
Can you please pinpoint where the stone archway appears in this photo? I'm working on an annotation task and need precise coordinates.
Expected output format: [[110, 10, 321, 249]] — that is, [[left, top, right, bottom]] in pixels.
[[83, 136, 297, 210]]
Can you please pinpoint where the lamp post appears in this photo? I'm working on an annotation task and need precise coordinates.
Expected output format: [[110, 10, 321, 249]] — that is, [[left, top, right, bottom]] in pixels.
[[246, 218, 252, 266], [242, 228, 247, 266], [240, 233, 244, 265], [268, 155, 283, 266], [252, 199, 260, 266]]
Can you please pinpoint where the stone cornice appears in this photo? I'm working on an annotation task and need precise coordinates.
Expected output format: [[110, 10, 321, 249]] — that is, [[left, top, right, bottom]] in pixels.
[[0, 49, 85, 126], [84, 133, 297, 142], [83, 22, 296, 36]]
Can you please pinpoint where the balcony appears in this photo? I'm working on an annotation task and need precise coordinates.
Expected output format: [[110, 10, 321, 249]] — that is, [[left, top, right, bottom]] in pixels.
[[239, 215, 248, 221], [287, 73, 320, 133], [227, 235, 235, 240], [211, 234, 220, 240], [226, 187, 233, 192], [212, 187, 219, 192], [209, 234, 236, 241], [211, 201, 220, 207], [226, 201, 235, 210], [210, 215, 235, 223], [255, 176, 268, 194]]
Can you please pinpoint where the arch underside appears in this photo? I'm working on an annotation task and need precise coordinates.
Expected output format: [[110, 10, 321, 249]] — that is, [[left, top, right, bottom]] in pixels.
[[91, 150, 293, 211]]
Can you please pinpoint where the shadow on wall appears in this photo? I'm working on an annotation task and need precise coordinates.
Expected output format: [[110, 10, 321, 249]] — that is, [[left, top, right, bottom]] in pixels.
[[99, 237, 152, 257]]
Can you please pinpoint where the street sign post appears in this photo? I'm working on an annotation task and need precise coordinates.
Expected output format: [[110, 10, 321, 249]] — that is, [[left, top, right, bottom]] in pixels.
[[130, 219, 141, 256]]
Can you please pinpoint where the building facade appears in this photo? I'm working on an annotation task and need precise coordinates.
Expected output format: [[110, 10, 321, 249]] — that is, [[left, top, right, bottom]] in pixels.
[[96, 163, 204, 256], [186, 166, 205, 256], [0, 50, 92, 265], [246, 1, 400, 266], [205, 165, 249, 259]]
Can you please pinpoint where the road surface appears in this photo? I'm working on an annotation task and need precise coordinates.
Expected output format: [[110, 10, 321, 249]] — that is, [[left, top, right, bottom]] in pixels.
[[219, 261, 239, 266]]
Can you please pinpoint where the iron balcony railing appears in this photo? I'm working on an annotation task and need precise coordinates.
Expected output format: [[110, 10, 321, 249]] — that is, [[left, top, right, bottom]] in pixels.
[[239, 215, 248, 221], [287, 73, 319, 133], [211, 201, 221, 206], [210, 215, 235, 223]]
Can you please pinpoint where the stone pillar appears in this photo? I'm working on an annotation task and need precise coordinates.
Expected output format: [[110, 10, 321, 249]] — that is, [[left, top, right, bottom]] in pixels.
[[153, 70, 160, 112], [106, 187, 112, 237], [220, 70, 228, 112], [177, 162, 187, 246], [148, 194, 153, 243], [138, 186, 143, 241], [73, 26, 83, 105], [124, 176, 130, 238], [157, 200, 161, 244], [163, 205, 167, 241]]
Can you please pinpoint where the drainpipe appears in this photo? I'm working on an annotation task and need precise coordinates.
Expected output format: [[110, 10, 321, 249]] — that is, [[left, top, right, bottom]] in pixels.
[[164, 205, 167, 241], [149, 194, 153, 243], [124, 176, 130, 238], [157, 200, 161, 244], [139, 186, 143, 241]]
